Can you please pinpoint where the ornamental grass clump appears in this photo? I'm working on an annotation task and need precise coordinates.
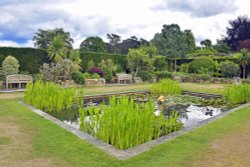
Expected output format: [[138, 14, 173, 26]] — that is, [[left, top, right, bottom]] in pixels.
[[150, 79, 182, 95], [25, 81, 82, 112], [79, 96, 182, 149], [223, 84, 250, 104]]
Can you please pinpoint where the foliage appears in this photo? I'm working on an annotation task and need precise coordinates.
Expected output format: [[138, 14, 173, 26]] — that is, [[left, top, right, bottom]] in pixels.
[[79, 96, 182, 149], [225, 16, 250, 51], [239, 49, 250, 79], [80, 36, 105, 52], [155, 71, 173, 80], [151, 24, 196, 71], [80, 51, 127, 72], [220, 61, 240, 78], [188, 48, 218, 57], [88, 67, 104, 77], [25, 81, 82, 112], [39, 59, 76, 82], [150, 79, 182, 95], [239, 39, 250, 51], [47, 34, 68, 63], [138, 70, 154, 81], [179, 63, 189, 73], [82, 72, 100, 79], [153, 56, 167, 71], [69, 50, 82, 72], [33, 28, 73, 49], [0, 55, 20, 78], [127, 48, 152, 77], [0, 47, 49, 74], [72, 71, 85, 85], [188, 57, 215, 74], [213, 39, 231, 53], [200, 39, 212, 48], [224, 84, 250, 104]]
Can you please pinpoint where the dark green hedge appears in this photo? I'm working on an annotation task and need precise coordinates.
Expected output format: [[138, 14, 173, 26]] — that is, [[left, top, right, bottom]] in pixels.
[[80, 51, 128, 72], [0, 47, 49, 74]]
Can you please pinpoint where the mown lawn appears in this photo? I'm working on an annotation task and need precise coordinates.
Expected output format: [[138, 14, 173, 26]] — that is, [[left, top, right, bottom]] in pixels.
[[0, 97, 249, 167]]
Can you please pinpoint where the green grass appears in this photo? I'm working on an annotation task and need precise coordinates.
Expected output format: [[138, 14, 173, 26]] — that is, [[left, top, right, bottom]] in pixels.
[[0, 136, 11, 145], [0, 98, 250, 166]]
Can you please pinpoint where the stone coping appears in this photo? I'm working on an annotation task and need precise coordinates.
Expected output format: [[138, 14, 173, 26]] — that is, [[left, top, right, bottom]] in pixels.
[[20, 101, 250, 160]]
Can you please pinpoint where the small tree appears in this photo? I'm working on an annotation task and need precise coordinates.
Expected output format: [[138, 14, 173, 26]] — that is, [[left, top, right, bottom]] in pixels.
[[0, 55, 20, 78], [239, 49, 250, 79]]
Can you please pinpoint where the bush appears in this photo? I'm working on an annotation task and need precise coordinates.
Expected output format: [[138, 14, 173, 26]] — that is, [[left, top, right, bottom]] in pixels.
[[155, 71, 173, 81], [188, 57, 215, 74], [220, 61, 240, 78], [224, 84, 250, 104], [0, 55, 20, 78], [72, 72, 85, 85], [82, 72, 100, 79], [138, 70, 153, 81], [150, 79, 182, 95], [88, 67, 104, 77], [179, 63, 189, 73]]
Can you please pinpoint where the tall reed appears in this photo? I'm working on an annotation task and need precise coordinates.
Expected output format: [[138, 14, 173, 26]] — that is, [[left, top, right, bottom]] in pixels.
[[223, 84, 250, 104], [79, 96, 182, 149], [150, 79, 182, 95], [25, 81, 82, 112]]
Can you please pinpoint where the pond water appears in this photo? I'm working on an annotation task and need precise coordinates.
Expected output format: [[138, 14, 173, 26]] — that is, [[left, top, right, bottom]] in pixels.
[[49, 94, 226, 130]]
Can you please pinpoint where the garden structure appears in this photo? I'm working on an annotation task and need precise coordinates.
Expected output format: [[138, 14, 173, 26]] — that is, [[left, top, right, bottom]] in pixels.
[[115, 73, 132, 84], [6, 74, 33, 89]]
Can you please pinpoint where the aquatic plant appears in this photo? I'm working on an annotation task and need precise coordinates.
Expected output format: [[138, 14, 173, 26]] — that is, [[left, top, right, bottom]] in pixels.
[[150, 79, 182, 95], [25, 81, 83, 112], [79, 96, 182, 149], [223, 84, 250, 104]]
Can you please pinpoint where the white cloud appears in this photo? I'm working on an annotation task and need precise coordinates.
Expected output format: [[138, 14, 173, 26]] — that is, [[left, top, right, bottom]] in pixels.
[[0, 0, 250, 48]]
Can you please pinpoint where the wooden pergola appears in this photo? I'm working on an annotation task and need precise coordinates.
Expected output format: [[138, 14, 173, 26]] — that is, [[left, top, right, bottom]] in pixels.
[[6, 74, 33, 89]]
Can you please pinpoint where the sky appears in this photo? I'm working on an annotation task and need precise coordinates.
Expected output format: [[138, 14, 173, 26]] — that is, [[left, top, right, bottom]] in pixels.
[[0, 0, 250, 48]]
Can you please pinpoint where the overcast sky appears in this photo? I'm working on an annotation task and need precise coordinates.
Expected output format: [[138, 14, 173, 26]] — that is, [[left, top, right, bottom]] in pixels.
[[0, 0, 250, 48]]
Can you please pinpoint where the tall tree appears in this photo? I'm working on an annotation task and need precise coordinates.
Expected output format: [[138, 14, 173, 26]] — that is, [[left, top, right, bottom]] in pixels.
[[239, 49, 250, 79], [33, 28, 73, 49], [200, 39, 212, 48], [80, 36, 105, 52], [161, 24, 188, 71], [47, 34, 68, 63], [225, 16, 250, 51], [184, 30, 196, 53], [106, 33, 121, 53]]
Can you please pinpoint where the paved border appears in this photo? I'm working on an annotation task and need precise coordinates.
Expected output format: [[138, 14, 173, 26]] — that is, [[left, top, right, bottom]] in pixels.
[[20, 101, 250, 160]]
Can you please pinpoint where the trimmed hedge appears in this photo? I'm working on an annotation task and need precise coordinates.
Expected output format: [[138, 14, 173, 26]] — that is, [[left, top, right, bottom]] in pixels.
[[80, 51, 128, 72], [0, 47, 49, 74]]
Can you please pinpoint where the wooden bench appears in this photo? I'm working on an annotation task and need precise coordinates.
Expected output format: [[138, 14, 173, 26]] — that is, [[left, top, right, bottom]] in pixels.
[[115, 73, 132, 84], [6, 74, 33, 89]]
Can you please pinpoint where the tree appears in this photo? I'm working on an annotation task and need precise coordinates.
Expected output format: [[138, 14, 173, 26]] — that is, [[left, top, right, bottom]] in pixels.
[[161, 24, 189, 71], [69, 50, 82, 72], [0, 55, 20, 78], [47, 34, 68, 63], [106, 33, 121, 53], [225, 16, 250, 51], [213, 39, 231, 53], [239, 39, 250, 51], [239, 49, 250, 79], [127, 48, 152, 77], [80, 36, 105, 52], [200, 39, 212, 48], [184, 30, 196, 53], [33, 28, 73, 49]]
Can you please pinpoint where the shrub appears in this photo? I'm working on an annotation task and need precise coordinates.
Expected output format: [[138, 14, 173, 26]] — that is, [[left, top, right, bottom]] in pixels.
[[82, 72, 100, 79], [220, 61, 240, 78], [79, 96, 182, 149], [88, 67, 104, 77], [179, 63, 189, 73], [138, 70, 153, 81], [224, 84, 250, 104], [155, 71, 173, 81], [0, 55, 20, 78], [72, 72, 85, 85], [150, 79, 182, 95], [188, 57, 215, 74]]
